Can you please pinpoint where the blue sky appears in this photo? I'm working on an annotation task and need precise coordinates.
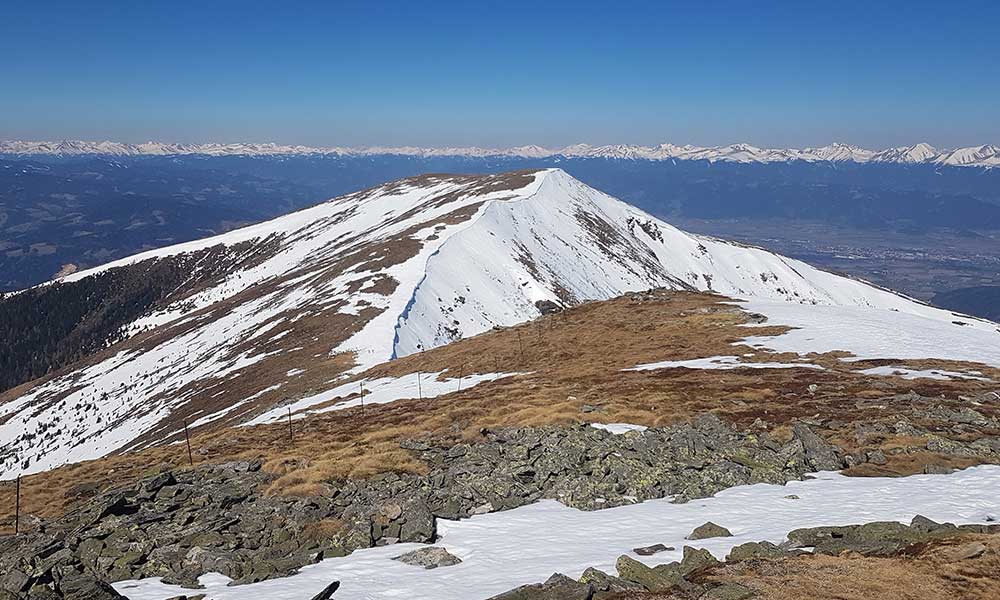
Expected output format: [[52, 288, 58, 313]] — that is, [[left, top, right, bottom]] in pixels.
[[2, 1, 998, 148]]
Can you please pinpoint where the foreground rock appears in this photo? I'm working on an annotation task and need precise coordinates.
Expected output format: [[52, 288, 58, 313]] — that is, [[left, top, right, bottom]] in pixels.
[[0, 416, 852, 596], [392, 547, 462, 569], [493, 517, 1000, 599], [687, 522, 733, 540], [786, 515, 1000, 556]]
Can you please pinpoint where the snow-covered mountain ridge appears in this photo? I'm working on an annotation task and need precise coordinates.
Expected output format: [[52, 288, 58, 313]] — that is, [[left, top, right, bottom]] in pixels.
[[1, 169, 998, 480], [2, 139, 999, 168]]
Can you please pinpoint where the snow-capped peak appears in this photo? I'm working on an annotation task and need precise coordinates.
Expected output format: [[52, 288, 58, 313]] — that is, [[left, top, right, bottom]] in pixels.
[[2, 168, 998, 480], [2, 139, 998, 168], [872, 142, 939, 163]]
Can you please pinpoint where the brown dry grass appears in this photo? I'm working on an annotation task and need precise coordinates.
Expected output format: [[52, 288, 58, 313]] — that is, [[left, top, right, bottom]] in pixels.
[[703, 534, 1000, 600], [2, 291, 997, 533]]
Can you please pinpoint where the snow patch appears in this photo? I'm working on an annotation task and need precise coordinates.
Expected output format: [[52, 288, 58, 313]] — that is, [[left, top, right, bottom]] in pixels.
[[738, 299, 1000, 368], [626, 355, 825, 372], [590, 423, 649, 435], [858, 366, 991, 382]]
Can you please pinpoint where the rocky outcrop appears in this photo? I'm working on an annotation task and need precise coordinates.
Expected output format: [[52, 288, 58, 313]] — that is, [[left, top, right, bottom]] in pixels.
[[785, 515, 1000, 556], [0, 416, 848, 597], [491, 516, 1000, 600]]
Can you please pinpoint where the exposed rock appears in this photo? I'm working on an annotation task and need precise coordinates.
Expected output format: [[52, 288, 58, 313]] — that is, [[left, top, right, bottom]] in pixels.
[[687, 522, 732, 540], [785, 518, 986, 556], [726, 541, 786, 561], [487, 573, 593, 600], [633, 543, 673, 556], [577, 567, 644, 595], [792, 423, 844, 471], [866, 449, 887, 465], [310, 581, 341, 600], [616, 555, 680, 591], [54, 573, 126, 600], [678, 546, 720, 574], [947, 542, 987, 561], [923, 464, 954, 475], [392, 547, 462, 569], [534, 300, 563, 315]]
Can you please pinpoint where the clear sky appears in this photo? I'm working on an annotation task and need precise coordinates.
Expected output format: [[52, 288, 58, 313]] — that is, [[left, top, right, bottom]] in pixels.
[[2, 1, 998, 149]]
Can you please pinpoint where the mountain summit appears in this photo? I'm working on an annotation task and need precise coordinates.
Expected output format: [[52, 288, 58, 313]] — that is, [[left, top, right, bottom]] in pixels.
[[1, 169, 996, 479]]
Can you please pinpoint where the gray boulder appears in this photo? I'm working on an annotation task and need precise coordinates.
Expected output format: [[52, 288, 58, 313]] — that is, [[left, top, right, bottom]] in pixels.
[[616, 555, 680, 591], [392, 547, 462, 569], [687, 521, 733, 540], [486, 573, 593, 600]]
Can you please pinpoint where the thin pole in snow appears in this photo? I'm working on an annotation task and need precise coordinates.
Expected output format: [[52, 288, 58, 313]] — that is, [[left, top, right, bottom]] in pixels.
[[183, 420, 194, 466], [457, 364, 464, 392], [359, 382, 365, 416], [417, 371, 422, 401], [14, 474, 20, 535], [286, 408, 294, 443]]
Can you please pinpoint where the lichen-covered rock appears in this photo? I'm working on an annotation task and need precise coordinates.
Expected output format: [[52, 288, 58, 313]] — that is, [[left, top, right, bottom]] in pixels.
[[686, 522, 732, 540], [792, 423, 844, 471], [725, 541, 786, 561], [578, 567, 644, 596], [616, 555, 680, 591], [486, 573, 593, 600], [785, 517, 984, 556], [392, 547, 462, 569]]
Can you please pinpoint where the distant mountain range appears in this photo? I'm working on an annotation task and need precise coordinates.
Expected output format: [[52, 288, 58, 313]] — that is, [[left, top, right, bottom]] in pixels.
[[2, 139, 999, 168]]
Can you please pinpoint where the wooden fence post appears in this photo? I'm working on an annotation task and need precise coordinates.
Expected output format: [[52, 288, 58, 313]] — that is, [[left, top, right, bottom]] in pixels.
[[359, 382, 365, 416], [14, 474, 20, 535], [183, 421, 194, 466], [287, 408, 294, 443], [457, 364, 464, 392], [417, 371, 422, 401]]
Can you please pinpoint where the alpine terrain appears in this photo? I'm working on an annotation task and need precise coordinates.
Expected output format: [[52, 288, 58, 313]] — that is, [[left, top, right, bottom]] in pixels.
[[1, 169, 998, 600]]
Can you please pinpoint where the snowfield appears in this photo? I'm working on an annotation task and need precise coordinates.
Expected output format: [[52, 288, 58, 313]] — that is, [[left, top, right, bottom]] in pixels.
[[738, 299, 1000, 368], [113, 465, 1000, 600]]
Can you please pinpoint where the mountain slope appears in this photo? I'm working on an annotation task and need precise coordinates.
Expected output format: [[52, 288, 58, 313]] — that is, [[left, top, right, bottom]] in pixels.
[[1, 169, 997, 480]]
